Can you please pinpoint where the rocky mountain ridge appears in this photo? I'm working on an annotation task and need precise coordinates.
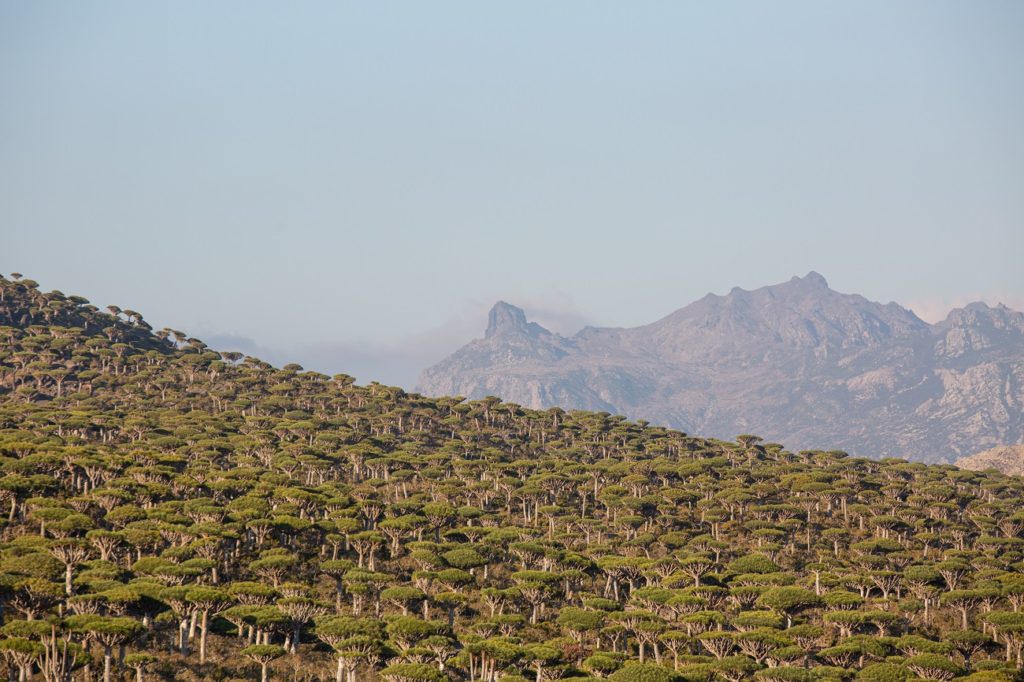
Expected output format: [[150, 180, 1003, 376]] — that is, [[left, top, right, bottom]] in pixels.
[[956, 445, 1024, 476], [418, 273, 1024, 462]]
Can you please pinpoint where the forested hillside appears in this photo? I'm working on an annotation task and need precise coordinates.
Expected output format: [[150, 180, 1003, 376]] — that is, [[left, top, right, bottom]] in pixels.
[[1, 273, 1024, 682]]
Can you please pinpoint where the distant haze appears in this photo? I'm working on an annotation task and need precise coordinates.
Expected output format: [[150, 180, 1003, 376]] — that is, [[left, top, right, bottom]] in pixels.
[[2, 3, 1022, 387]]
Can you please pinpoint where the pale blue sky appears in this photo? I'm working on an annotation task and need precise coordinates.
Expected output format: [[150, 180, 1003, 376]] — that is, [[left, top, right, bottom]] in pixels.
[[2, 2, 1022, 386]]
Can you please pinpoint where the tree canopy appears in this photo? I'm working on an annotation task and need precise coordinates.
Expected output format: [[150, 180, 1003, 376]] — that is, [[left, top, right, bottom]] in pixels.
[[0, 274, 1022, 681]]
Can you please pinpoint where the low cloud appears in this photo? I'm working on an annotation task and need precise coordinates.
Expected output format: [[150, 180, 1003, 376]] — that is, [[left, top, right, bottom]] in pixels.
[[197, 332, 435, 389], [199, 333, 272, 357], [514, 293, 593, 337], [195, 293, 593, 390]]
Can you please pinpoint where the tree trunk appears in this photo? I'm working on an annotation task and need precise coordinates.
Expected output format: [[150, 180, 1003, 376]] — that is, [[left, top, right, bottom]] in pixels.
[[200, 610, 209, 663], [179, 620, 189, 656]]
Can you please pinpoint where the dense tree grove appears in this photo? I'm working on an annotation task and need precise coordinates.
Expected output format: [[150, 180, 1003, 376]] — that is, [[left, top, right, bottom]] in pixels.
[[0, 274, 1023, 682]]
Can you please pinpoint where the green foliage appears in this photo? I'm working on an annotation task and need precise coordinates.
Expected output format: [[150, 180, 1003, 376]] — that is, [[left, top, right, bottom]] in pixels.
[[381, 662, 448, 682], [583, 652, 625, 675], [753, 667, 814, 682], [958, 672, 1013, 682], [756, 587, 821, 625], [729, 555, 781, 575], [0, 636, 44, 657], [608, 663, 679, 682], [441, 547, 487, 570], [854, 663, 910, 682], [241, 644, 286, 663], [903, 653, 962, 679]]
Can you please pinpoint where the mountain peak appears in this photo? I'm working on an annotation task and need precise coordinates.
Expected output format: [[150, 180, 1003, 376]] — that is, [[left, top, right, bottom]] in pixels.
[[804, 271, 828, 287], [486, 301, 529, 338], [791, 271, 829, 289]]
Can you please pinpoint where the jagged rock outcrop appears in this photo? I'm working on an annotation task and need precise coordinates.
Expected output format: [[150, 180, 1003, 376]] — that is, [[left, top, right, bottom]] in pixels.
[[418, 273, 1024, 462], [956, 445, 1024, 476]]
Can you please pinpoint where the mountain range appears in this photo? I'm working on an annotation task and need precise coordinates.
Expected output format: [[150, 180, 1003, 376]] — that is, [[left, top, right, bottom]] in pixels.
[[418, 272, 1024, 463]]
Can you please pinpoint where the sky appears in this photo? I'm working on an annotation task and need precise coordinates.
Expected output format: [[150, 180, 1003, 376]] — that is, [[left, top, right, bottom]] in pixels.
[[2, 2, 1023, 387]]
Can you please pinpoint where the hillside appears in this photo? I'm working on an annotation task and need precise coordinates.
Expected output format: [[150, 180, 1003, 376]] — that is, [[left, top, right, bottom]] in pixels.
[[2, 273, 1024, 682], [419, 273, 1024, 463], [957, 445, 1024, 477]]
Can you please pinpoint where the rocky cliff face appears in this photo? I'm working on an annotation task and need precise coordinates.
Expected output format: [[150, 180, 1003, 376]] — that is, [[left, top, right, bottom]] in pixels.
[[418, 273, 1024, 462], [956, 445, 1024, 476]]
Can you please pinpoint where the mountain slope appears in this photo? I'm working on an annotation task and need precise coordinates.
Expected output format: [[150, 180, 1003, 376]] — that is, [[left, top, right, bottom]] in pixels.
[[419, 273, 1024, 462], [957, 444, 1024, 476]]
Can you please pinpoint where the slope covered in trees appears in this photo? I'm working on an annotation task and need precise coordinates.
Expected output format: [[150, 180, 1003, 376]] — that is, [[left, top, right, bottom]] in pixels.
[[1, 273, 1023, 682]]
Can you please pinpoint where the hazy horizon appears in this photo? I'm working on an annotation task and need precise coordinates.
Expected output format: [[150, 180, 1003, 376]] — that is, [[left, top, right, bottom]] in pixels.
[[4, 269, 1021, 390], [3, 2, 1022, 387]]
